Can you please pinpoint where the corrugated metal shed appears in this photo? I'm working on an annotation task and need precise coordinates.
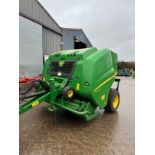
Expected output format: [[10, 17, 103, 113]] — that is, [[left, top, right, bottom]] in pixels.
[[19, 0, 93, 77], [42, 27, 61, 55], [62, 28, 92, 50], [20, 0, 62, 55], [19, 0, 61, 34]]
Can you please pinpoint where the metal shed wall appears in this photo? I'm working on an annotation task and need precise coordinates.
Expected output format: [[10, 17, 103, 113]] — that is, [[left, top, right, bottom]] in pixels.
[[19, 0, 61, 34], [62, 28, 92, 50], [19, 16, 43, 77], [42, 27, 61, 55]]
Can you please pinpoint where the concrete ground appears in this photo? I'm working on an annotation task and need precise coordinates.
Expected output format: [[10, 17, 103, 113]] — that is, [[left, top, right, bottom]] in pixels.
[[20, 77, 135, 155]]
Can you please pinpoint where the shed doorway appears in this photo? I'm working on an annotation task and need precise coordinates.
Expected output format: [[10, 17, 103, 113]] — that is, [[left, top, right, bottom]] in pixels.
[[74, 37, 87, 49]]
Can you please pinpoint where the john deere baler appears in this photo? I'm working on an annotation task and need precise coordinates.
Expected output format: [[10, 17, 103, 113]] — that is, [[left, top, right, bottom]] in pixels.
[[19, 47, 120, 121]]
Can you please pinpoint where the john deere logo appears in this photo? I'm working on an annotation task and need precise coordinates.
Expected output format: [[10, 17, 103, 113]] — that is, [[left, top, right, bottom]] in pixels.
[[59, 61, 64, 67]]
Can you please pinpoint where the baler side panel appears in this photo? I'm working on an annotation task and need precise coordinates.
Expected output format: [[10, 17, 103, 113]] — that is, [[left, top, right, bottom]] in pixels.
[[92, 71, 116, 108]]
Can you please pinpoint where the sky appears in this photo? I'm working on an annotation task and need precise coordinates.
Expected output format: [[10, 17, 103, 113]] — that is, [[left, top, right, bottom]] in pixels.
[[39, 0, 135, 61]]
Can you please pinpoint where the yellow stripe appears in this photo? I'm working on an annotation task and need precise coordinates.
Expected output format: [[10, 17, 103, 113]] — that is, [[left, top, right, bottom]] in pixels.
[[93, 71, 117, 92]]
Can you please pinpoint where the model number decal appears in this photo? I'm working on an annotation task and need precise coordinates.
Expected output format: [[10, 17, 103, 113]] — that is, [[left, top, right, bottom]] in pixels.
[[32, 101, 39, 107]]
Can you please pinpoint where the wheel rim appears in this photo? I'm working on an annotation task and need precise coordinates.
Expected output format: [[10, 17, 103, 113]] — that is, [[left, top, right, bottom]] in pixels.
[[113, 95, 119, 109], [67, 90, 73, 98]]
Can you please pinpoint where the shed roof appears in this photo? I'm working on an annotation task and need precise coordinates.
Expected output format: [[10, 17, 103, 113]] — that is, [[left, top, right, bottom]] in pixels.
[[19, 0, 62, 35]]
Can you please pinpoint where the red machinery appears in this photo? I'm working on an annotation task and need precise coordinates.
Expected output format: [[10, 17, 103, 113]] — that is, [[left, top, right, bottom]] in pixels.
[[19, 77, 41, 84]]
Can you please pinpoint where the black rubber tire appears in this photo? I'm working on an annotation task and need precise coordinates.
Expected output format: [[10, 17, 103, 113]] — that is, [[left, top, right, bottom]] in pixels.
[[62, 86, 74, 101], [104, 88, 120, 113]]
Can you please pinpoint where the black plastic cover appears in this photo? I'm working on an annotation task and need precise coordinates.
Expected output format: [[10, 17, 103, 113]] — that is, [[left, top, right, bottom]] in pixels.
[[50, 61, 76, 78]]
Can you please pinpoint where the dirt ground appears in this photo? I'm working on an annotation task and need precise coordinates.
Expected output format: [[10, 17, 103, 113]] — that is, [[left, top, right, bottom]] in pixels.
[[19, 77, 135, 155]]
